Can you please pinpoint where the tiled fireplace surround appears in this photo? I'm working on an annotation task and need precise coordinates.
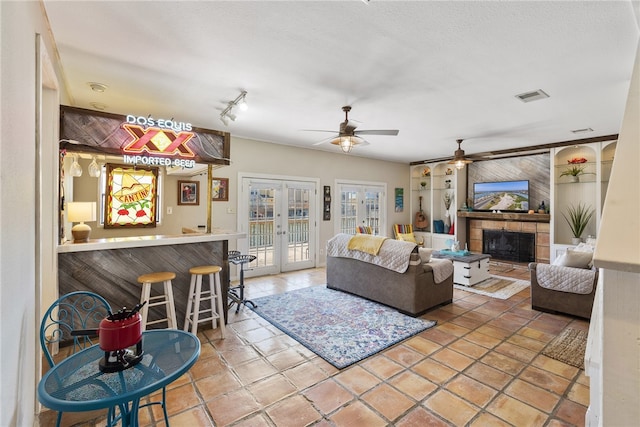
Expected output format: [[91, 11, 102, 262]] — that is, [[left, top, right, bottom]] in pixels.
[[467, 218, 550, 264]]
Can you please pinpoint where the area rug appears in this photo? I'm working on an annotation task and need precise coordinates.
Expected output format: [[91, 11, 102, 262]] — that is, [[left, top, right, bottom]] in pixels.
[[250, 286, 437, 369], [454, 275, 529, 300], [542, 327, 587, 369]]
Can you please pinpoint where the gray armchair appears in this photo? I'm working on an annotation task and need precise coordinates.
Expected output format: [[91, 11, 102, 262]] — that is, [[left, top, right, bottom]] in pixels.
[[529, 262, 598, 319]]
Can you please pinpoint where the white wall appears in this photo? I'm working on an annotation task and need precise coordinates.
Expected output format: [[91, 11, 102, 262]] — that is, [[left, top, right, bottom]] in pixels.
[[0, 2, 62, 425], [215, 136, 410, 264]]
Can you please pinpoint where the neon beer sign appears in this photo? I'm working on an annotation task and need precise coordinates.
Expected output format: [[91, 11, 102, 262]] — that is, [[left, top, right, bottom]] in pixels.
[[121, 114, 196, 168]]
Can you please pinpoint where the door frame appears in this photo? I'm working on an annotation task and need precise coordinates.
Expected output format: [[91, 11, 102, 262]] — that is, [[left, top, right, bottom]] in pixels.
[[237, 172, 320, 275]]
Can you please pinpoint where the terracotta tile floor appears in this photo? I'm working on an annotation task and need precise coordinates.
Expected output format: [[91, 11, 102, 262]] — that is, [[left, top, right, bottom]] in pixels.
[[40, 263, 590, 426]]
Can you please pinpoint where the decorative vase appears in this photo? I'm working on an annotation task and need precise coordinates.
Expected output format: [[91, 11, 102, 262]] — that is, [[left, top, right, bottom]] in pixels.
[[444, 212, 451, 233], [569, 175, 579, 183], [571, 237, 582, 245]]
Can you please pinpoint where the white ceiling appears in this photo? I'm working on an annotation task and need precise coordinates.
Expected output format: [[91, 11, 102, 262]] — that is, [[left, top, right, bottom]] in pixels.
[[43, 1, 639, 164]]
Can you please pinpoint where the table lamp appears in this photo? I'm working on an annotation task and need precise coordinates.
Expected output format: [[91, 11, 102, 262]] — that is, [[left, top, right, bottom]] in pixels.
[[67, 202, 96, 243]]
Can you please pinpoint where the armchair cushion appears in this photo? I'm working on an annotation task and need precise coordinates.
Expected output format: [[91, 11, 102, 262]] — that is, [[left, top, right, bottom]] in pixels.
[[553, 248, 593, 269]]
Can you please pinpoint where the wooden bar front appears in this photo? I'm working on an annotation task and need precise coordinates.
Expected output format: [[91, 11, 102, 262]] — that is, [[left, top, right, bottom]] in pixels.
[[57, 233, 244, 328]]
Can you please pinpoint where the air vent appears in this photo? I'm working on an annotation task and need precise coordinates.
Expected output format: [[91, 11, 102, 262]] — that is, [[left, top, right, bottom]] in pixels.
[[571, 128, 594, 134], [515, 89, 549, 103]]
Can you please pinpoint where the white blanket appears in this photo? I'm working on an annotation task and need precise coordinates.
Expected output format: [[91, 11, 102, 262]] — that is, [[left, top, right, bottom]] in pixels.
[[535, 263, 596, 294], [326, 233, 417, 273], [427, 258, 454, 284]]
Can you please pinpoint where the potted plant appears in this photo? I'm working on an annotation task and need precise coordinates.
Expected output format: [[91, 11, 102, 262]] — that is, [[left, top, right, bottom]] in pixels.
[[560, 157, 593, 182], [562, 203, 594, 244], [420, 181, 427, 189]]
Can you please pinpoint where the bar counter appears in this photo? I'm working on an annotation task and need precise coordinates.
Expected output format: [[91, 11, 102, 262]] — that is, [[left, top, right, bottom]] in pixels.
[[57, 231, 245, 328]]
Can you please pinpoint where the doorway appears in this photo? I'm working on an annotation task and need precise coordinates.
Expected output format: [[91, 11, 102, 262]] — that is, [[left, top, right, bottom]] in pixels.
[[240, 176, 318, 277]]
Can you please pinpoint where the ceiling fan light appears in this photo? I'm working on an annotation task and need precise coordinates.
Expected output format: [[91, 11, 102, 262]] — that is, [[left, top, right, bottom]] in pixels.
[[340, 137, 353, 153]]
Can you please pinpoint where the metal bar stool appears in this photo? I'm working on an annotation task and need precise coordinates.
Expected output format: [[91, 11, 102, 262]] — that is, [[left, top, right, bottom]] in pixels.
[[184, 265, 226, 337], [136, 271, 177, 331], [228, 254, 257, 312]]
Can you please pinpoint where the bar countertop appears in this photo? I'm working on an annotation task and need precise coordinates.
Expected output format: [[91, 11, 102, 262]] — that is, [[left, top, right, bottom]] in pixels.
[[57, 230, 246, 253]]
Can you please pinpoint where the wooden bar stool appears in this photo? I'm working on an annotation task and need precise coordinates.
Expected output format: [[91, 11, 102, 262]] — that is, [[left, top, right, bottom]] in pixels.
[[136, 271, 178, 331], [184, 265, 225, 338]]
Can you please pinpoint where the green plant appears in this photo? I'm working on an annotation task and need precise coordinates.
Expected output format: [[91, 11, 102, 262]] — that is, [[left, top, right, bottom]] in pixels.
[[562, 203, 594, 238], [560, 165, 592, 177]]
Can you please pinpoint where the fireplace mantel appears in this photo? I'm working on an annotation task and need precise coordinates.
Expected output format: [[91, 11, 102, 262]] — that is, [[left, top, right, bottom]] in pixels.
[[458, 211, 550, 223]]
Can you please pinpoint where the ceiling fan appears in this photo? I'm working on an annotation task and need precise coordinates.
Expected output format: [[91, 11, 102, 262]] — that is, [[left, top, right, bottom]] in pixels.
[[308, 106, 399, 153]]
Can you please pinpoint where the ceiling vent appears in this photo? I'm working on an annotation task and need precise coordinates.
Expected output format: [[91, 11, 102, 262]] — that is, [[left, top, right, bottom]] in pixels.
[[571, 127, 594, 134], [515, 89, 549, 103]]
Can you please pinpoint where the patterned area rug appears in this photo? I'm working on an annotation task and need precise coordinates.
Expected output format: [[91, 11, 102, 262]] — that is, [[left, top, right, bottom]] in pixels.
[[542, 327, 587, 369], [454, 275, 530, 300], [250, 286, 437, 369]]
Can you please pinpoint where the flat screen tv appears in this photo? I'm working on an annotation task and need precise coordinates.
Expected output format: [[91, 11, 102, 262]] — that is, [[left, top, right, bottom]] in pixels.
[[473, 180, 529, 212]]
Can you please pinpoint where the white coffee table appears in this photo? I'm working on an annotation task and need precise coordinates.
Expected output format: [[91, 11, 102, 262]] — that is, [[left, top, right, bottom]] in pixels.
[[432, 251, 491, 286]]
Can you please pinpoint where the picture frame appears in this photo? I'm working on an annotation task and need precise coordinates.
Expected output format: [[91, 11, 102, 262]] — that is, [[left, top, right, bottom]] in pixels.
[[178, 180, 199, 205], [212, 177, 229, 202]]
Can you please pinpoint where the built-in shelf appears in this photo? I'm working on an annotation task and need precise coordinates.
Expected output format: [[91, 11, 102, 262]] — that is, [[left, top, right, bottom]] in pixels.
[[457, 211, 550, 223]]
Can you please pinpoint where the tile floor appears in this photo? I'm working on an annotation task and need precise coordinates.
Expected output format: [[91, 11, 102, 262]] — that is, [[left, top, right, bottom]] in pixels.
[[40, 262, 590, 427]]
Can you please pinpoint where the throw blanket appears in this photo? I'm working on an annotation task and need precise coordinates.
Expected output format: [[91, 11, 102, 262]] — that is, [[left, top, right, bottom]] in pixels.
[[536, 264, 596, 294], [347, 235, 388, 256], [327, 233, 417, 273], [427, 258, 454, 284]]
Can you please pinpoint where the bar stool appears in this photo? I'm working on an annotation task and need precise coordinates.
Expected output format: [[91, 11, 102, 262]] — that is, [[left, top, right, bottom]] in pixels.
[[228, 254, 257, 313], [136, 271, 178, 331], [184, 265, 226, 338]]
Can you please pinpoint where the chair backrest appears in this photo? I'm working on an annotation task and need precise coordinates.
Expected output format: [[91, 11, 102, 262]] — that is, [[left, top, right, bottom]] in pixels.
[[356, 225, 373, 235], [393, 224, 416, 243], [40, 291, 112, 368]]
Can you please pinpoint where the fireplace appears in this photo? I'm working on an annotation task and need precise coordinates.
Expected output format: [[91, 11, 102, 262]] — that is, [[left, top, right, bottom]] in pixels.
[[483, 230, 535, 263]]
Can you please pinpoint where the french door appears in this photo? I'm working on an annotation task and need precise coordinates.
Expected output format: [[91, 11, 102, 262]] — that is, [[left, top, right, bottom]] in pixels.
[[241, 177, 317, 276], [336, 182, 386, 236]]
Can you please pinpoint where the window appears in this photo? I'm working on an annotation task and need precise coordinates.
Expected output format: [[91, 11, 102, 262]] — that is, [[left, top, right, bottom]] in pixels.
[[336, 182, 386, 235]]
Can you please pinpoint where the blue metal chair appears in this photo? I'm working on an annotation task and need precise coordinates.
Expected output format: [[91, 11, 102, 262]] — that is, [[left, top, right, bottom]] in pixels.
[[40, 291, 171, 426], [40, 291, 113, 426]]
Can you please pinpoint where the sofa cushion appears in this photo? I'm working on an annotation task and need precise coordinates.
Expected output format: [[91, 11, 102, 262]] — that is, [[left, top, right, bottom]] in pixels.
[[553, 249, 593, 269], [418, 247, 433, 263], [397, 232, 417, 243]]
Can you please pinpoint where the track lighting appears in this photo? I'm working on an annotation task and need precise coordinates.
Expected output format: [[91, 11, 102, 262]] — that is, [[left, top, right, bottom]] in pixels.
[[219, 91, 248, 126]]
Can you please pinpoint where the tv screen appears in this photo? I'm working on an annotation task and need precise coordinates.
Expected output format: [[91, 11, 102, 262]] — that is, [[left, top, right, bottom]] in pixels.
[[473, 180, 529, 212]]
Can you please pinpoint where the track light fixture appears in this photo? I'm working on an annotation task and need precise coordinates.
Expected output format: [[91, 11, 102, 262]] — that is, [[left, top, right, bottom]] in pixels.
[[448, 139, 473, 170], [219, 91, 248, 126]]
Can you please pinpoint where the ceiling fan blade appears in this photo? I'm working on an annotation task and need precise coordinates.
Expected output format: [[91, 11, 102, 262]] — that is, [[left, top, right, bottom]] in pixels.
[[312, 135, 339, 146], [354, 129, 399, 136]]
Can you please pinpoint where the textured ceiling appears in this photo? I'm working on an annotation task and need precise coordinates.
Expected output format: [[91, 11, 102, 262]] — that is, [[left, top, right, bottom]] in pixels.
[[43, 1, 639, 164]]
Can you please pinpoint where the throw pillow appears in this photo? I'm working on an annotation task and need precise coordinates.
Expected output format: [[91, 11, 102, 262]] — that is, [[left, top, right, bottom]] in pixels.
[[397, 233, 417, 243], [553, 249, 593, 269], [418, 247, 433, 263]]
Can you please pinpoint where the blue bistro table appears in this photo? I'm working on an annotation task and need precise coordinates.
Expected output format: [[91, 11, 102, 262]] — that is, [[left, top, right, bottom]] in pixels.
[[38, 329, 200, 427]]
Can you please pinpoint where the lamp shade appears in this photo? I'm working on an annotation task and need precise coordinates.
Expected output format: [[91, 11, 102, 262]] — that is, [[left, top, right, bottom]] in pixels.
[[67, 202, 96, 243]]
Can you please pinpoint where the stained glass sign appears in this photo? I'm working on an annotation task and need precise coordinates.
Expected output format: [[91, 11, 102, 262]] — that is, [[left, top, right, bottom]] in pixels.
[[105, 164, 158, 228]]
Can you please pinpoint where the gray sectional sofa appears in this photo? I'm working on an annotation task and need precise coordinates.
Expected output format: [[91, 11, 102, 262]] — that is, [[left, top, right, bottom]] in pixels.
[[326, 234, 454, 316]]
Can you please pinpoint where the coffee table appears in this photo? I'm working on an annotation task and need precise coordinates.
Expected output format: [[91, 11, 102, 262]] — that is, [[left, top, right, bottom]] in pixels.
[[432, 251, 491, 286]]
